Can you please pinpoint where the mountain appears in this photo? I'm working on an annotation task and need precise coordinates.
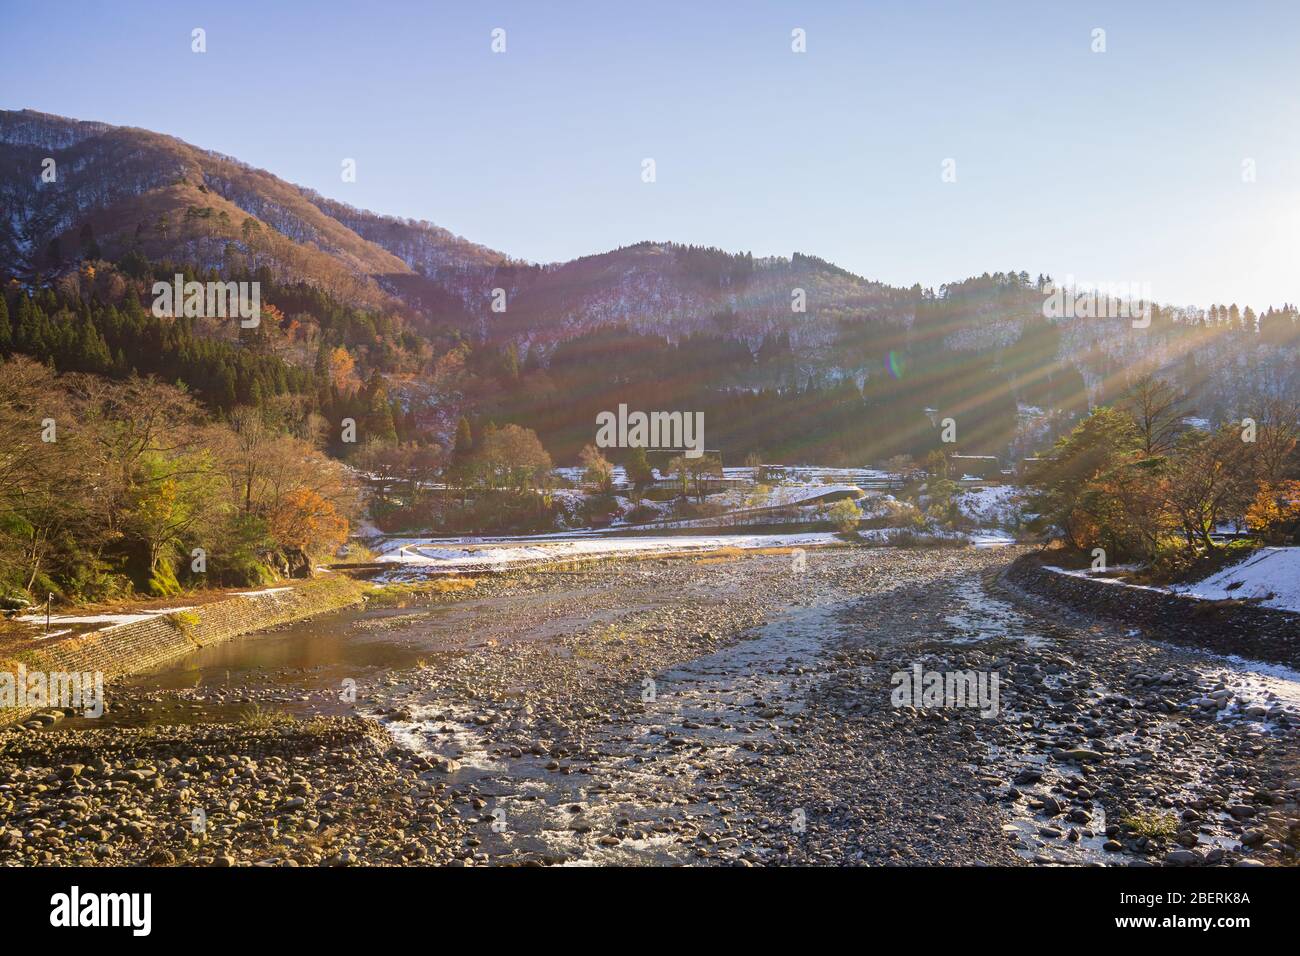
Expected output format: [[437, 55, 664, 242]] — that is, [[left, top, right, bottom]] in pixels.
[[2, 108, 1298, 465], [1, 110, 423, 312], [0, 110, 913, 355]]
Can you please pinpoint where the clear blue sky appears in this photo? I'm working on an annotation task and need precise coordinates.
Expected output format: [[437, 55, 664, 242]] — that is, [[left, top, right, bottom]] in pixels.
[[3, 0, 1298, 309]]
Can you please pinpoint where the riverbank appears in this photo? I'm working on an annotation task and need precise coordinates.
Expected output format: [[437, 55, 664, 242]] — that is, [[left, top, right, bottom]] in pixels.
[[0, 574, 368, 729], [4, 543, 1296, 867], [1006, 554, 1300, 667], [0, 715, 465, 866]]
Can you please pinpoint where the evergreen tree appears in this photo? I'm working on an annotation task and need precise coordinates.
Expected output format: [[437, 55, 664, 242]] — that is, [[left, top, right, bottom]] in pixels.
[[625, 445, 653, 488], [362, 372, 397, 444], [453, 416, 474, 459]]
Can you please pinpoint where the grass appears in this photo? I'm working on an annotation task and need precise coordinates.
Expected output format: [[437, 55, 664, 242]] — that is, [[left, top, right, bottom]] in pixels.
[[167, 610, 202, 629], [1131, 538, 1260, 587], [1120, 809, 1178, 839], [365, 577, 478, 607], [693, 544, 807, 565], [693, 546, 745, 564], [301, 716, 335, 735], [237, 704, 297, 730], [594, 623, 632, 642], [570, 622, 637, 660], [335, 542, 378, 564], [166, 609, 203, 646], [0, 648, 50, 671]]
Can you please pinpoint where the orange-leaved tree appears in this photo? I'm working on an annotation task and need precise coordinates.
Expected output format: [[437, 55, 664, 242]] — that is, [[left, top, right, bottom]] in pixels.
[[268, 487, 349, 557], [1245, 480, 1300, 543]]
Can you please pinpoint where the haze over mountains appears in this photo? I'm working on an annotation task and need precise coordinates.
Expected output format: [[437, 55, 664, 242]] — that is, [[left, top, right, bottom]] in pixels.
[[3, 108, 1298, 463]]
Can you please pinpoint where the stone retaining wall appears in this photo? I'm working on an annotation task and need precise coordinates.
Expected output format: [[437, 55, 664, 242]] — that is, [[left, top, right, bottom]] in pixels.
[[1, 575, 367, 727], [1005, 555, 1300, 667]]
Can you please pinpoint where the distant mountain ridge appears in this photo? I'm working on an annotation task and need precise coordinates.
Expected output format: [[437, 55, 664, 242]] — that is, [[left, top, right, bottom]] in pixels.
[[2, 108, 1297, 432], [0, 109, 915, 352]]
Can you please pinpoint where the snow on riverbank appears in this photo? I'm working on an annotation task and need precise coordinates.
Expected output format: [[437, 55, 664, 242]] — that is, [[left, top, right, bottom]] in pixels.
[[1044, 546, 1300, 615], [1170, 547, 1300, 613], [1192, 654, 1300, 721], [15, 606, 195, 628], [709, 483, 863, 510], [374, 532, 840, 574]]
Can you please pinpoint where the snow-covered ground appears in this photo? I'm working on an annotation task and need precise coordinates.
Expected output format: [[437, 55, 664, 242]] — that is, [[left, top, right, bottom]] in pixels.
[[705, 483, 862, 510], [11, 583, 312, 636], [1191, 655, 1300, 722], [1046, 566, 1176, 594], [750, 465, 896, 485], [15, 606, 195, 628], [1170, 547, 1300, 614], [1047, 546, 1300, 615], [553, 465, 632, 485], [954, 485, 1024, 529], [374, 532, 840, 576], [633, 484, 866, 530], [552, 464, 900, 487]]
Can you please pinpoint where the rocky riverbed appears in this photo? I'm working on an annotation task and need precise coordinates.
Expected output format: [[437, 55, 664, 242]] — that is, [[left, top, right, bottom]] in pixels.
[[2, 545, 1297, 866]]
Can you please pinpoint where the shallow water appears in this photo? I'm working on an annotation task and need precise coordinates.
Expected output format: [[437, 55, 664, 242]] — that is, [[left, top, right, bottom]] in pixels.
[[946, 574, 1300, 864], [55, 587, 625, 730], [38, 549, 1300, 866], [432, 600, 846, 865]]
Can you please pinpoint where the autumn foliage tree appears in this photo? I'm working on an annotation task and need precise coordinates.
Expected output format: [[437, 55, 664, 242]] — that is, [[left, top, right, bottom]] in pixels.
[[474, 424, 553, 493], [578, 444, 614, 493], [1027, 393, 1300, 564], [0, 356, 359, 599], [269, 487, 349, 558], [1246, 480, 1300, 543]]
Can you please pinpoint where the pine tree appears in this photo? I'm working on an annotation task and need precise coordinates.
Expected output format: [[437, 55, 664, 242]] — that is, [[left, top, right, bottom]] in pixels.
[[453, 416, 473, 459], [501, 343, 519, 381], [625, 445, 653, 488], [362, 373, 397, 444], [0, 295, 10, 354]]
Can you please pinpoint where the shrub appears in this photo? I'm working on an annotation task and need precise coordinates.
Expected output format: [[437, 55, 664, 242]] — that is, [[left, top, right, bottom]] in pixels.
[[147, 560, 183, 597], [238, 704, 296, 730], [1120, 810, 1177, 839], [672, 499, 728, 521], [580, 493, 622, 526], [167, 610, 201, 629], [1135, 538, 1258, 586], [824, 498, 862, 534], [625, 504, 660, 525]]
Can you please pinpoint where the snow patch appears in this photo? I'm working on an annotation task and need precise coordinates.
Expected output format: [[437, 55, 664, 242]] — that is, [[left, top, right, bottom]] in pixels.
[[1170, 547, 1300, 614]]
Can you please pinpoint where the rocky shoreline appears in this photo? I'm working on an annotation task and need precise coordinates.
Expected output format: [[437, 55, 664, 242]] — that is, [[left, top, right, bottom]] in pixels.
[[1006, 554, 1300, 667], [0, 717, 467, 866], [0, 574, 369, 729], [2, 545, 1297, 867]]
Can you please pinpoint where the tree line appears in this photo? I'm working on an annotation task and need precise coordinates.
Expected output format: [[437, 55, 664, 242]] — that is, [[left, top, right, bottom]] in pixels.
[[0, 356, 358, 603], [1025, 377, 1300, 575]]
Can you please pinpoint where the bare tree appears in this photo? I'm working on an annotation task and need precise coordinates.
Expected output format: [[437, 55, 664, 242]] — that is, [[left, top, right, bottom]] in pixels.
[[1122, 375, 1185, 457], [1249, 397, 1300, 482], [225, 407, 276, 515], [1164, 427, 1254, 552]]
